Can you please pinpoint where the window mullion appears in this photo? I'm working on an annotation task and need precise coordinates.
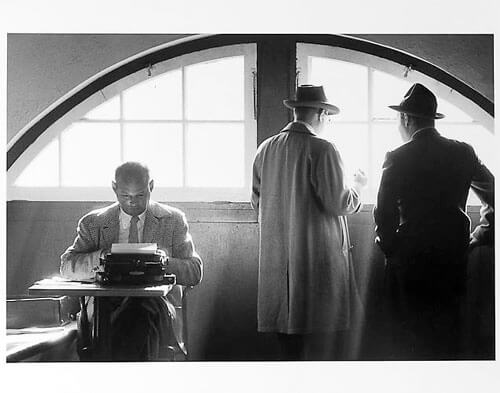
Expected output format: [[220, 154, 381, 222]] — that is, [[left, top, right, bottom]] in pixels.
[[182, 66, 188, 188], [120, 91, 125, 162], [367, 67, 375, 200], [10, 46, 257, 202], [58, 133, 63, 187]]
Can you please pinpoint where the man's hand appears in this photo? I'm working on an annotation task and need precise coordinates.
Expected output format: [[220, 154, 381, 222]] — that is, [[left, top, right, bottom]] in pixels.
[[93, 249, 109, 273], [353, 169, 368, 192], [157, 248, 168, 259], [99, 248, 110, 260], [468, 235, 480, 254]]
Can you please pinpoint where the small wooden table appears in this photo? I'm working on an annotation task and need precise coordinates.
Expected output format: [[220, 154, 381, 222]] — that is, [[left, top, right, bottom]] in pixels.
[[29, 277, 172, 361]]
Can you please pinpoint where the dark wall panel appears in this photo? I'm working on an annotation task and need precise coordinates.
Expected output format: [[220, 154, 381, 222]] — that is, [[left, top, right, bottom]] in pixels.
[[256, 38, 296, 144]]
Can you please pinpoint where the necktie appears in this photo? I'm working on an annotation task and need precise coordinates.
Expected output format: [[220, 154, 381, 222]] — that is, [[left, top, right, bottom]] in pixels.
[[128, 216, 140, 243]]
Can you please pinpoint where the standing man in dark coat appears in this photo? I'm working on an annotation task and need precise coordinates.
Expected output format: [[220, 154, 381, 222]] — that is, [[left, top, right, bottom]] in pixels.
[[374, 83, 494, 359]]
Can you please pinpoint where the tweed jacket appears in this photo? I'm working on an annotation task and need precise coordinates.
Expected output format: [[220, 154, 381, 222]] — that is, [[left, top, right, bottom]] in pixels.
[[60, 200, 203, 353], [251, 121, 363, 334], [374, 127, 494, 259]]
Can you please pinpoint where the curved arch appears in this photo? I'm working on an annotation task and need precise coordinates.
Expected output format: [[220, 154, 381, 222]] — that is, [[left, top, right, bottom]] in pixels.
[[7, 33, 494, 169]]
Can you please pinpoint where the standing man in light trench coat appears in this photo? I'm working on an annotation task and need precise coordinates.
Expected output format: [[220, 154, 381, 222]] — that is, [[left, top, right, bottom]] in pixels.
[[251, 85, 368, 360]]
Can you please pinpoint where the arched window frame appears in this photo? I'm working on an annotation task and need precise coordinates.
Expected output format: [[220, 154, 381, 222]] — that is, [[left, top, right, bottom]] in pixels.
[[7, 35, 494, 206], [296, 43, 495, 205], [7, 43, 257, 201], [297, 43, 493, 130]]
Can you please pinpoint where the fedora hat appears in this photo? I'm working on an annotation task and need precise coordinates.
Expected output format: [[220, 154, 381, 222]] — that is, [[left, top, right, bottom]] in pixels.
[[284, 85, 340, 115], [389, 83, 445, 119]]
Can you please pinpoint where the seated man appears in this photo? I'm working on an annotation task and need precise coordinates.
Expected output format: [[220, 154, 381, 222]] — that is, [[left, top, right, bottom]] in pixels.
[[60, 161, 203, 361]]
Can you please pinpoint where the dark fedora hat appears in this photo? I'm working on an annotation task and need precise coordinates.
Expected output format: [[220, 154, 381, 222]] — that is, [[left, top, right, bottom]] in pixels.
[[284, 84, 340, 115], [389, 83, 445, 119]]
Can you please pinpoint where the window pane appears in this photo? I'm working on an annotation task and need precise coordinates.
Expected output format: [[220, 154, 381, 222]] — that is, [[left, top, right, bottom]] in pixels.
[[14, 138, 59, 186], [321, 124, 369, 184], [439, 124, 495, 206], [439, 124, 495, 171], [438, 98, 474, 122], [123, 123, 183, 187], [309, 57, 368, 121], [371, 122, 403, 196], [61, 122, 121, 186], [185, 56, 244, 120], [186, 123, 244, 187], [372, 70, 412, 120], [464, 190, 481, 206], [82, 95, 120, 120], [123, 70, 182, 120]]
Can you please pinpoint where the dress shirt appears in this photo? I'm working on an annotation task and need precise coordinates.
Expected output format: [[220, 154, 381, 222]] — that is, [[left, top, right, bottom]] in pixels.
[[118, 208, 147, 243]]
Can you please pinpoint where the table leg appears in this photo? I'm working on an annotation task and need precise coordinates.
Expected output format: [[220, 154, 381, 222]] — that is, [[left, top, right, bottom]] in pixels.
[[77, 296, 92, 360], [93, 297, 112, 361]]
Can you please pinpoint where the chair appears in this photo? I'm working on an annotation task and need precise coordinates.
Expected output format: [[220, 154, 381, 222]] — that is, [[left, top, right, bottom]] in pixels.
[[7, 296, 80, 362], [76, 296, 93, 360], [159, 285, 191, 361]]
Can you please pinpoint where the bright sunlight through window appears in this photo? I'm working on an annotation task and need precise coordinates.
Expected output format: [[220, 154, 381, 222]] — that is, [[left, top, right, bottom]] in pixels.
[[11, 46, 256, 201], [303, 54, 494, 205]]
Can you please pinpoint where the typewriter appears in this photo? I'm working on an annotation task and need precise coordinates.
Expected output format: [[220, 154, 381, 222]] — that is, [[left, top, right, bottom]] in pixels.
[[97, 243, 176, 285]]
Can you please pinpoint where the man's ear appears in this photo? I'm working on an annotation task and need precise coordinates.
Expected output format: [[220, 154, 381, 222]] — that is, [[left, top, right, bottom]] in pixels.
[[403, 113, 409, 127], [149, 179, 154, 192], [112, 181, 117, 193]]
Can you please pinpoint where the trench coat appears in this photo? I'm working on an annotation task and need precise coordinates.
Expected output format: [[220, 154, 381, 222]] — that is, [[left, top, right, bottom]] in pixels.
[[251, 122, 363, 334]]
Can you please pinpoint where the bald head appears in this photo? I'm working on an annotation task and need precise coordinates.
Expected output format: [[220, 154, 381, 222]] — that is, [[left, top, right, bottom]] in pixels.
[[112, 161, 153, 216], [115, 161, 150, 185]]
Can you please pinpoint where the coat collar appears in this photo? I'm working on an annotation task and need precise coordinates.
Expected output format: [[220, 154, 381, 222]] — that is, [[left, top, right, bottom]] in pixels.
[[281, 121, 317, 136], [411, 127, 440, 141], [142, 203, 160, 243]]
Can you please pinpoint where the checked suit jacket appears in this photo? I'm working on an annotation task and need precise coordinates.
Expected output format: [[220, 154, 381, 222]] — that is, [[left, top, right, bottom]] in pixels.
[[60, 200, 203, 354]]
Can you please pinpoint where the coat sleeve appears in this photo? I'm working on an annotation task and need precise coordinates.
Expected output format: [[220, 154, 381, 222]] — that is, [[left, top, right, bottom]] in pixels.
[[374, 151, 400, 257], [310, 143, 362, 217], [469, 152, 495, 246], [251, 151, 262, 212], [60, 215, 103, 280], [165, 212, 203, 287]]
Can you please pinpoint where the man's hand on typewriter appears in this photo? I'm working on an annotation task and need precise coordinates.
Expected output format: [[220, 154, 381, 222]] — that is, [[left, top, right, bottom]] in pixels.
[[99, 248, 110, 260], [93, 249, 109, 274], [157, 248, 169, 265], [92, 265, 104, 273]]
